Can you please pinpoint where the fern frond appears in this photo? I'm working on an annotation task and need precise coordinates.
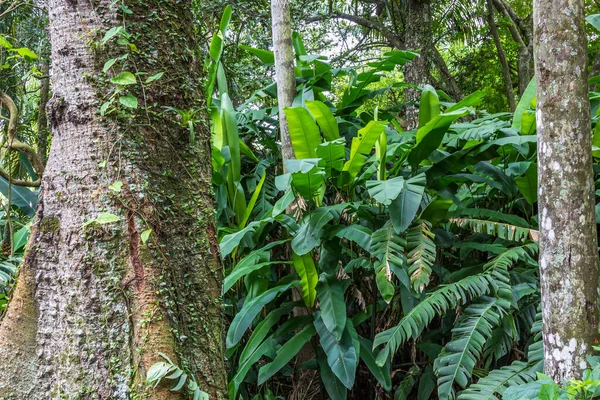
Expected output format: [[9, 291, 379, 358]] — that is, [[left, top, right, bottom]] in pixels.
[[406, 220, 436, 293], [451, 218, 539, 243], [373, 270, 502, 366], [371, 222, 406, 302], [435, 297, 509, 400]]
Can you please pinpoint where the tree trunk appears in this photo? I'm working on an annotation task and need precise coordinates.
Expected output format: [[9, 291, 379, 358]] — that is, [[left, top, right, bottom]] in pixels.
[[37, 58, 50, 164], [487, 0, 516, 111], [0, 0, 227, 398], [404, 0, 432, 130], [534, 0, 599, 382], [271, 0, 296, 165]]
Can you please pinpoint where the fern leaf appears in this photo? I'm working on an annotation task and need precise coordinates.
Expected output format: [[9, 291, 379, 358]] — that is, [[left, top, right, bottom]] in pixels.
[[451, 218, 539, 243], [406, 220, 436, 293], [371, 222, 406, 303], [435, 297, 508, 400]]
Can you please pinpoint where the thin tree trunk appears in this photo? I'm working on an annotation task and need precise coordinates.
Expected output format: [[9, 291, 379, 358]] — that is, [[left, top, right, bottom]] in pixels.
[[0, 0, 227, 398], [534, 0, 599, 382], [37, 58, 49, 164], [487, 0, 516, 111], [271, 0, 296, 165], [404, 0, 432, 130]]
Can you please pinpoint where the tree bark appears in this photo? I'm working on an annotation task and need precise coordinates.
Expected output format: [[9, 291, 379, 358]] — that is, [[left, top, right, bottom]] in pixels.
[[487, 0, 516, 111], [534, 0, 600, 382], [404, 0, 432, 129], [0, 0, 227, 398], [271, 0, 297, 165], [37, 58, 50, 165]]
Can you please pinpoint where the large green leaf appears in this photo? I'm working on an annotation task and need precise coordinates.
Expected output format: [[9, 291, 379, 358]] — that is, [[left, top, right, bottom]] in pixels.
[[316, 275, 348, 340], [285, 158, 325, 199], [371, 223, 406, 302], [0, 177, 38, 217], [291, 208, 334, 255], [314, 312, 357, 389], [306, 100, 340, 141], [226, 281, 297, 347], [418, 85, 440, 129], [515, 163, 538, 205], [285, 106, 322, 159], [359, 337, 392, 391], [223, 239, 290, 293], [317, 139, 345, 178], [257, 324, 316, 384], [238, 44, 274, 65], [512, 78, 536, 132], [292, 252, 318, 307], [408, 108, 471, 167], [341, 120, 386, 184], [366, 177, 405, 205], [389, 174, 426, 234], [406, 220, 436, 293], [317, 349, 348, 400]]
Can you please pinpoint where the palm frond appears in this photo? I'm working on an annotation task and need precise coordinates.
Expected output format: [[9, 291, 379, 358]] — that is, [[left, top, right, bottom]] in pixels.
[[451, 218, 539, 243]]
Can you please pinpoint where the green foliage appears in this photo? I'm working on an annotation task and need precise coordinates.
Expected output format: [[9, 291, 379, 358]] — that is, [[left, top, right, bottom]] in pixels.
[[216, 38, 545, 399]]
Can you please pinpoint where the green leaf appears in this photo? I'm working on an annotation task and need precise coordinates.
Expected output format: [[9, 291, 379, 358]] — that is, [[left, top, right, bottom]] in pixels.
[[96, 212, 120, 224], [141, 229, 152, 244], [119, 95, 138, 109], [111, 71, 137, 85], [0, 177, 38, 217], [240, 172, 266, 229], [515, 163, 538, 205], [257, 324, 316, 384], [406, 221, 436, 293], [371, 223, 406, 301], [408, 108, 471, 167], [285, 107, 322, 159], [102, 26, 128, 44], [316, 275, 348, 340], [291, 208, 334, 255], [359, 337, 392, 391], [317, 139, 345, 178], [292, 252, 318, 307], [512, 78, 536, 131], [226, 281, 297, 348], [314, 312, 357, 389], [306, 100, 340, 141], [15, 47, 37, 61], [341, 120, 386, 184], [366, 177, 405, 205], [239, 44, 275, 65], [588, 14, 600, 31], [317, 349, 348, 400], [145, 72, 164, 83], [418, 85, 440, 129], [103, 58, 117, 73], [389, 174, 426, 234], [0, 36, 12, 49]]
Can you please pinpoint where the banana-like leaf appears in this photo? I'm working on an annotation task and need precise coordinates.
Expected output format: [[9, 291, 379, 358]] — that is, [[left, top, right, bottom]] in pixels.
[[285, 106, 322, 159], [317, 349, 348, 400], [511, 78, 536, 132], [418, 85, 440, 129], [316, 274, 349, 340], [389, 174, 426, 234], [314, 312, 357, 389], [238, 44, 274, 65], [371, 223, 406, 302], [306, 100, 340, 141], [340, 120, 386, 185], [292, 208, 334, 255], [359, 337, 392, 391], [226, 280, 297, 348], [408, 108, 471, 167], [375, 130, 387, 181], [450, 218, 539, 243], [515, 163, 538, 205], [292, 252, 318, 307], [317, 139, 345, 178], [257, 324, 316, 384], [366, 176, 405, 205], [0, 177, 38, 217]]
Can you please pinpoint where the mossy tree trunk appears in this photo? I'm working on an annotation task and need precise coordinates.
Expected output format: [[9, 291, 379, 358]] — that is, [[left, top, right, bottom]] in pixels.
[[0, 0, 227, 398], [533, 0, 600, 382]]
